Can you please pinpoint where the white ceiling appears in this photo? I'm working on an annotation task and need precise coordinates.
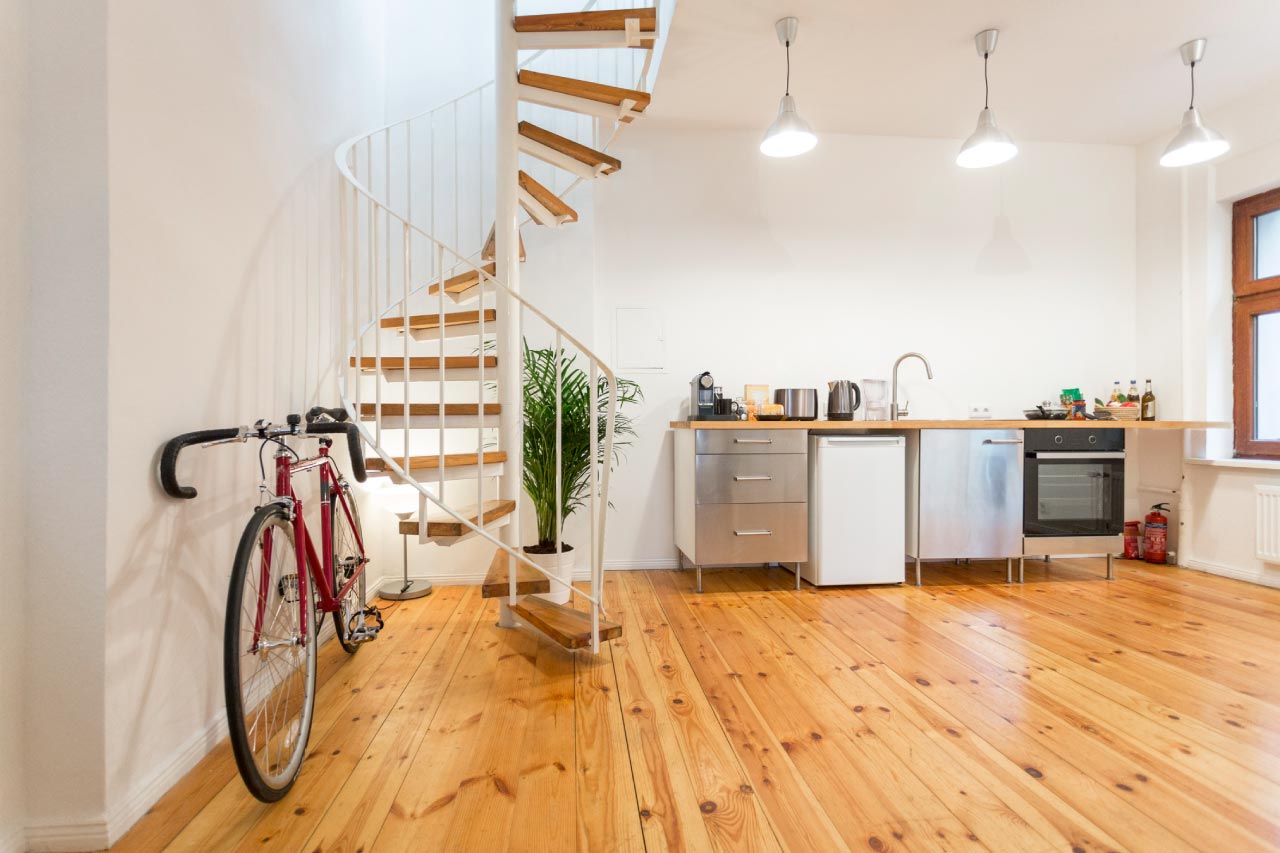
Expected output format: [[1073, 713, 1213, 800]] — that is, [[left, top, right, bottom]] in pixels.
[[650, 0, 1280, 145]]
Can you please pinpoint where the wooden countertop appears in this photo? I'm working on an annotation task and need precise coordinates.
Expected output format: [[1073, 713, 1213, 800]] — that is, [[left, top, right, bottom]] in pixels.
[[670, 419, 1228, 430]]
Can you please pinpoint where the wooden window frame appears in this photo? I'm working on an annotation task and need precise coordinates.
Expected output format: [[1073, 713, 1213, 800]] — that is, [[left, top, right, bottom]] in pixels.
[[1232, 186, 1280, 459]]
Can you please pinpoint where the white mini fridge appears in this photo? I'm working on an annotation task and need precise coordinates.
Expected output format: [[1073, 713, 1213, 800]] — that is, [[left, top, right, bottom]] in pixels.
[[800, 435, 906, 586]]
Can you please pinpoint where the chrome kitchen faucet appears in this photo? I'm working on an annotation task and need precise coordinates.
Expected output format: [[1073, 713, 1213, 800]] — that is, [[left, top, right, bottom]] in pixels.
[[891, 352, 934, 420]]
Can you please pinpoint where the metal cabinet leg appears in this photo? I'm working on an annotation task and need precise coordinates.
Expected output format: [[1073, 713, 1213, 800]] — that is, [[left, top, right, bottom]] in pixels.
[[796, 565, 801, 590], [696, 565, 702, 594], [1106, 553, 1115, 580], [1006, 558, 1013, 584], [1018, 557, 1025, 584], [915, 557, 922, 587]]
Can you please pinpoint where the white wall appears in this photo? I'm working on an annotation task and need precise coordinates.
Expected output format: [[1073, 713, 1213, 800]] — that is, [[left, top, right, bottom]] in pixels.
[[1135, 76, 1280, 587], [591, 127, 1140, 568], [94, 3, 388, 846], [383, 0, 494, 120], [23, 1, 111, 847], [0, 0, 24, 850]]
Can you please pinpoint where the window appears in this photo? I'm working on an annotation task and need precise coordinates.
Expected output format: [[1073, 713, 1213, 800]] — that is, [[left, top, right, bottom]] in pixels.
[[1233, 186, 1280, 458]]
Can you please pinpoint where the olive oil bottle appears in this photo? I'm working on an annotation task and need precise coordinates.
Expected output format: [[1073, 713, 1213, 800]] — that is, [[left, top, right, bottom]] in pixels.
[[1141, 379, 1156, 421]]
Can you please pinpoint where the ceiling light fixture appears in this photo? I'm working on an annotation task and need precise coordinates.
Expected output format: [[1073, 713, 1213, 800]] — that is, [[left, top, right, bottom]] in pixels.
[[1159, 38, 1230, 168], [760, 17, 817, 158], [956, 29, 1018, 169]]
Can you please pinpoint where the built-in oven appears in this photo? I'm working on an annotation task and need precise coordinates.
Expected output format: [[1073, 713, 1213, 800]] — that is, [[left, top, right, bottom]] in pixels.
[[1023, 429, 1125, 538]]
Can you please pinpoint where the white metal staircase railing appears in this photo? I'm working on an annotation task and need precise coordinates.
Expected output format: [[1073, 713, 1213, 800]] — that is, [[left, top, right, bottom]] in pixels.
[[334, 0, 674, 651]]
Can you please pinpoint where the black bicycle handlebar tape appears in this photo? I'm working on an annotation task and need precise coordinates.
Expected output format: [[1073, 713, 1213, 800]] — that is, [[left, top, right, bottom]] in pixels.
[[307, 421, 366, 482], [159, 428, 240, 499], [305, 405, 350, 424]]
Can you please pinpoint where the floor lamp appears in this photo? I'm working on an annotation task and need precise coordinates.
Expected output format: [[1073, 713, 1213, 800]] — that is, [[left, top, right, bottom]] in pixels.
[[378, 509, 433, 600]]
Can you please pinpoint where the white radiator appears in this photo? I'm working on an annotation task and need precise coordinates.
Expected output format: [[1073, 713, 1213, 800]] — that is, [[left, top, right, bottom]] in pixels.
[[1259, 486, 1280, 564]]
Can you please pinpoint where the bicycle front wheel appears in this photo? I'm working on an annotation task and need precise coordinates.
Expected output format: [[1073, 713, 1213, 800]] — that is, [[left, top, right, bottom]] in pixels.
[[224, 504, 317, 803]]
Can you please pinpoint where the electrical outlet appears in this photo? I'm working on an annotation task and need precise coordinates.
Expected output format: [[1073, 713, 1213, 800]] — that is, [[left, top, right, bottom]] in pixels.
[[968, 404, 992, 419]]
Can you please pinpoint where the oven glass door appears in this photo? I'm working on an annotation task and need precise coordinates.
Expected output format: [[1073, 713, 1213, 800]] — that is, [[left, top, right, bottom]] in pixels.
[[1024, 454, 1124, 536]]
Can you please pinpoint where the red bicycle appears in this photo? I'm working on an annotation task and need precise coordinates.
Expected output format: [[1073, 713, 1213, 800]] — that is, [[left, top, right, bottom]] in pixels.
[[160, 406, 380, 801]]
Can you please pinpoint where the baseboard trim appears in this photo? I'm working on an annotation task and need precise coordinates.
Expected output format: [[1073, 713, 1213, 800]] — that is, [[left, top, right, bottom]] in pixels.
[[23, 819, 109, 853], [604, 558, 680, 571], [100, 710, 228, 847], [0, 825, 26, 853], [1183, 558, 1280, 590]]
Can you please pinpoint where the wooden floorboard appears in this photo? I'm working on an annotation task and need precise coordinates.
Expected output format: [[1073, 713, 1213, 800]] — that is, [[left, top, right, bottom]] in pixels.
[[108, 560, 1280, 852]]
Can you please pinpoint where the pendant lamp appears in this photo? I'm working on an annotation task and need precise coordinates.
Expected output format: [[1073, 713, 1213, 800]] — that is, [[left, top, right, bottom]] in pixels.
[[1159, 39, 1230, 168], [760, 17, 817, 158], [957, 29, 1018, 169]]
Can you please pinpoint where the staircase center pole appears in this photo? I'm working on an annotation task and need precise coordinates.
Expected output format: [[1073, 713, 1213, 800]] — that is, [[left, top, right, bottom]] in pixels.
[[495, 0, 522, 609]]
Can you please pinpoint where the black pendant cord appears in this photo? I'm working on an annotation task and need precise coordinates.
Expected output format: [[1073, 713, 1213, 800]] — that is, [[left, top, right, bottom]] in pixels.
[[1189, 61, 1197, 109], [983, 52, 990, 109], [785, 40, 791, 96]]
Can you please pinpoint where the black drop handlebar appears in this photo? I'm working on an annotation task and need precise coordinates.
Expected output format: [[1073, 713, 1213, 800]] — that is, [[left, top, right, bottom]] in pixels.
[[159, 409, 365, 500]]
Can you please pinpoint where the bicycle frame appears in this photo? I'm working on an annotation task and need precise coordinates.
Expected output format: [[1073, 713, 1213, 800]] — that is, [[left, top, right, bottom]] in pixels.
[[252, 441, 366, 651]]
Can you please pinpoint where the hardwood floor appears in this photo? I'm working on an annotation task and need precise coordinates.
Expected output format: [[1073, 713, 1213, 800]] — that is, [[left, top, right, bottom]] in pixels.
[[109, 559, 1280, 852]]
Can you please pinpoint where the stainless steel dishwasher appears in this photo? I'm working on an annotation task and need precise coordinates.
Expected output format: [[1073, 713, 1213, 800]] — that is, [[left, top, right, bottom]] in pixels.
[[905, 429, 1024, 585]]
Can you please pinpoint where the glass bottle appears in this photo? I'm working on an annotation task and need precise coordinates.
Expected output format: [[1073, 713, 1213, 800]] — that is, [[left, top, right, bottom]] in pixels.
[[1141, 380, 1156, 421], [1127, 380, 1139, 403]]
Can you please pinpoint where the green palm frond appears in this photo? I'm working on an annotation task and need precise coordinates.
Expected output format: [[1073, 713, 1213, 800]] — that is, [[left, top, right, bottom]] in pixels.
[[522, 340, 643, 548]]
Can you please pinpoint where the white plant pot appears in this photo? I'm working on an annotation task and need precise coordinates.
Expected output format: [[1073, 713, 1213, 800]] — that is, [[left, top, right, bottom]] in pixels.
[[524, 546, 576, 605]]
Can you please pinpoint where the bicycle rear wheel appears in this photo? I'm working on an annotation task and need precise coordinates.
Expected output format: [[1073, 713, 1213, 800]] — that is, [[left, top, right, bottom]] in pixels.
[[224, 504, 317, 802], [330, 480, 367, 654]]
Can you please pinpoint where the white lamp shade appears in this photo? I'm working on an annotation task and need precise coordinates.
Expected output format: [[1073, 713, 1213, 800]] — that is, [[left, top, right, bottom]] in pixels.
[[956, 108, 1017, 169], [1159, 108, 1230, 167], [760, 95, 817, 158]]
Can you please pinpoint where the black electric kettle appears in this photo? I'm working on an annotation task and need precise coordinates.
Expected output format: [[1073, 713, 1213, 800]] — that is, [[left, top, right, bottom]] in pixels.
[[827, 380, 862, 420]]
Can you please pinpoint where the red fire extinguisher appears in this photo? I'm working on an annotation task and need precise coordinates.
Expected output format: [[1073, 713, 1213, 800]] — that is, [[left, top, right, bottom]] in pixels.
[[1144, 503, 1170, 564]]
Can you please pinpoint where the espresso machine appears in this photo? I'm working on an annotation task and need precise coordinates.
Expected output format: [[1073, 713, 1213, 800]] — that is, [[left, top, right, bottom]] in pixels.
[[690, 371, 738, 421]]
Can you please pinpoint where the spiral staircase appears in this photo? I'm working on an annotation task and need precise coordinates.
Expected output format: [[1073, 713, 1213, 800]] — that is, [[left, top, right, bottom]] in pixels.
[[334, 2, 673, 652]]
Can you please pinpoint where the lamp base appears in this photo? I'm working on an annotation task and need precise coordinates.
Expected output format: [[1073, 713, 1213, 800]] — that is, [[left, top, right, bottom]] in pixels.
[[377, 578, 433, 601]]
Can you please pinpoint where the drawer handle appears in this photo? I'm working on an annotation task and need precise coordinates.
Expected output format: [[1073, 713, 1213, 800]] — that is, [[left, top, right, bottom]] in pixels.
[[983, 439, 1024, 445], [733, 475, 772, 481], [734, 438, 772, 444], [734, 529, 773, 536]]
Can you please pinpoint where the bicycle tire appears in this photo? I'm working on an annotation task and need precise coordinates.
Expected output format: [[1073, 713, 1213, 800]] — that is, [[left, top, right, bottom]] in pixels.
[[330, 480, 367, 654], [224, 503, 318, 803]]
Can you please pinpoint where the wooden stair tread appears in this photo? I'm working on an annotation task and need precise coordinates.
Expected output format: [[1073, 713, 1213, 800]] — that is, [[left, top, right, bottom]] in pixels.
[[514, 8, 656, 34], [380, 308, 496, 331], [350, 355, 497, 370], [366, 451, 508, 473], [510, 596, 622, 650], [399, 500, 517, 537], [481, 548, 551, 598], [519, 171, 578, 222], [518, 122, 621, 174], [427, 263, 495, 298], [482, 226, 526, 263], [517, 70, 651, 114], [358, 403, 501, 417]]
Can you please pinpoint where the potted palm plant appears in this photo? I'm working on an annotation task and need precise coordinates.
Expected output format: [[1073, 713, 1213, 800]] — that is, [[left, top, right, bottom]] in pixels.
[[522, 341, 642, 603]]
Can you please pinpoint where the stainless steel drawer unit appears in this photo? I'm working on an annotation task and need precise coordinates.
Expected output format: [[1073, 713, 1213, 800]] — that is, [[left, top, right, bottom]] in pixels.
[[675, 428, 808, 592]]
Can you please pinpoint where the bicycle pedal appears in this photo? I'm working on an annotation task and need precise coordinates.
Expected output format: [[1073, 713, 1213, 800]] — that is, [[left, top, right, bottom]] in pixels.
[[346, 624, 380, 644]]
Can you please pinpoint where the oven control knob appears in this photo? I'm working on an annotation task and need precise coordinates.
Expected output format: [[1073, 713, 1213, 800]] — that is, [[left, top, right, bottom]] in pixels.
[[1054, 435, 1064, 445], [1088, 434, 1097, 444]]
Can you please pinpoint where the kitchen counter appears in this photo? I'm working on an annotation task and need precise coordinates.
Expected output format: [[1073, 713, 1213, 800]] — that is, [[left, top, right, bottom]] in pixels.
[[670, 419, 1227, 430]]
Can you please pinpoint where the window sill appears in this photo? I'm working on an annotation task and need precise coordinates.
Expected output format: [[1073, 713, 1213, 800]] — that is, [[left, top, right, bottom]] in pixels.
[[1185, 457, 1280, 471]]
